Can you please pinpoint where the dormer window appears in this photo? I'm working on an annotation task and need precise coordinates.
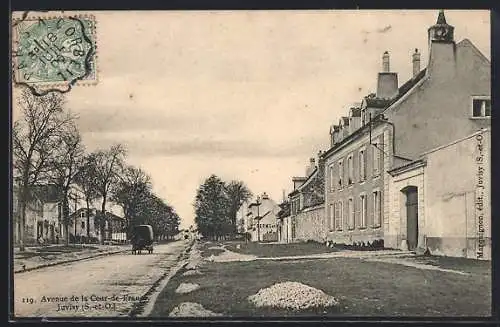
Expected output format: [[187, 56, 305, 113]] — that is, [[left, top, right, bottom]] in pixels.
[[472, 96, 491, 118]]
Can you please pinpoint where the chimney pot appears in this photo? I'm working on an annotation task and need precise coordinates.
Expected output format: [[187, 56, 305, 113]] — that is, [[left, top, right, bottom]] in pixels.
[[382, 51, 390, 72], [412, 48, 421, 77]]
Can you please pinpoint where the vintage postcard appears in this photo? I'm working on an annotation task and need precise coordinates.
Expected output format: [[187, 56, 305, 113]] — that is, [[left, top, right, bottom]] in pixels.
[[10, 9, 491, 319]]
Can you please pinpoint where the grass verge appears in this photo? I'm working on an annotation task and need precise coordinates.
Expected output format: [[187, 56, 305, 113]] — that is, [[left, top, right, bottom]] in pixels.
[[149, 255, 490, 317], [223, 241, 339, 258]]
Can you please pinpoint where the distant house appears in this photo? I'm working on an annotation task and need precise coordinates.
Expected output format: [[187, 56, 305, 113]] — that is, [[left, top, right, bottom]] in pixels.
[[68, 208, 127, 243], [245, 193, 280, 242]]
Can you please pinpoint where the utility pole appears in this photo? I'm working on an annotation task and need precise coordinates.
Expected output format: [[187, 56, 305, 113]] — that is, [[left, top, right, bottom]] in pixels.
[[256, 196, 261, 242]]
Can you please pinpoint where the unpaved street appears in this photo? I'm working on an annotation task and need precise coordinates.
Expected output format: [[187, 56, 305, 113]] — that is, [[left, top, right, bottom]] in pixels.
[[13, 240, 189, 318]]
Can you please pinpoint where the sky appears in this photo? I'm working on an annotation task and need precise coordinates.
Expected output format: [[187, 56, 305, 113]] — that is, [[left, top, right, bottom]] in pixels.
[[12, 10, 490, 229]]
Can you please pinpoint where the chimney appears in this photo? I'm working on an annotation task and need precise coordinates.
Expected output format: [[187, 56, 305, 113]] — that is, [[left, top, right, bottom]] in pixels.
[[376, 51, 398, 99], [412, 48, 421, 77], [382, 51, 390, 72], [306, 157, 316, 176], [427, 10, 456, 79], [282, 189, 286, 202]]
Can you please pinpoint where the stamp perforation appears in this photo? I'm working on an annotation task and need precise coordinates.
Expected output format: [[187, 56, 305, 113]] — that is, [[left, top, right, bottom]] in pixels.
[[11, 12, 99, 94]]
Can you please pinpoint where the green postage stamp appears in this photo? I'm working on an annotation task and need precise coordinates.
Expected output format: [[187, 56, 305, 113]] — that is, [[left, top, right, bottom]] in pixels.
[[12, 13, 98, 94]]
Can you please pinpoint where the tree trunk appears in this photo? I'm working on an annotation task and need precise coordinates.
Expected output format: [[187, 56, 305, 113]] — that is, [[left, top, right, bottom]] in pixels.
[[63, 196, 70, 246], [18, 175, 34, 252], [18, 189, 27, 252], [86, 199, 91, 239], [100, 198, 107, 244]]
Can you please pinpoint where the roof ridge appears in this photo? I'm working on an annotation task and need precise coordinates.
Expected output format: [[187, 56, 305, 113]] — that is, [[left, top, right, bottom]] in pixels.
[[457, 38, 490, 64]]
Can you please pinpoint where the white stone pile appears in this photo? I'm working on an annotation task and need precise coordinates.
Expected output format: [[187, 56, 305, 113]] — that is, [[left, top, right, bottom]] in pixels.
[[175, 282, 200, 294], [248, 281, 338, 311], [169, 302, 223, 317], [185, 243, 203, 270], [182, 269, 203, 276]]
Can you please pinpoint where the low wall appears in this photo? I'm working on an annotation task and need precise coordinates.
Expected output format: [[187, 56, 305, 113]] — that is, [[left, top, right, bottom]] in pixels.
[[294, 204, 326, 243]]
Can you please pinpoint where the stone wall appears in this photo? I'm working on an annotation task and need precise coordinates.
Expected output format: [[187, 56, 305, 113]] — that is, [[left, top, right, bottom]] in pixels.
[[293, 204, 326, 243]]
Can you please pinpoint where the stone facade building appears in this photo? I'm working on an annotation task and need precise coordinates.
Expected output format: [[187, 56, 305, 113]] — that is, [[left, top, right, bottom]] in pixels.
[[320, 10, 490, 257], [13, 184, 65, 245]]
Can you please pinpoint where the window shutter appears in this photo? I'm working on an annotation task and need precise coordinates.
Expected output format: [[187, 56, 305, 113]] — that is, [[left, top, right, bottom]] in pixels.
[[355, 198, 360, 228]]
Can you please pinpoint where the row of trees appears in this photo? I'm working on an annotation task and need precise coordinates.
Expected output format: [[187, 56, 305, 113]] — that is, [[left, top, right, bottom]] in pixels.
[[194, 174, 252, 240], [13, 89, 179, 251]]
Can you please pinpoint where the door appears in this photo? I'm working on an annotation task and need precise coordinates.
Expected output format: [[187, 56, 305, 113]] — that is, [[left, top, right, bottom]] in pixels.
[[404, 186, 419, 251]]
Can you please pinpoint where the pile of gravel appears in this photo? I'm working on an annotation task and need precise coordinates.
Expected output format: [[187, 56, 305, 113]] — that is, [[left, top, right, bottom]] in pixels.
[[185, 244, 203, 270], [175, 282, 200, 294], [248, 281, 338, 311], [169, 302, 223, 317], [182, 269, 203, 276]]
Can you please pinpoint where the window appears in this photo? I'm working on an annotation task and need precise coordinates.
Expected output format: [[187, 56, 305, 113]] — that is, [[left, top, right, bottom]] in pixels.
[[80, 211, 86, 218], [329, 204, 334, 230], [329, 165, 335, 191], [347, 154, 354, 185], [359, 149, 366, 181], [348, 198, 354, 229], [335, 201, 343, 231], [372, 143, 381, 176], [338, 160, 343, 188], [472, 97, 491, 118], [359, 194, 367, 228], [373, 190, 381, 227], [81, 221, 85, 229]]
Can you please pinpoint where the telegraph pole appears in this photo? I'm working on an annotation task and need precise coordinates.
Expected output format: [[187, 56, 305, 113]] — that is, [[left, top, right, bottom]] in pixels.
[[256, 196, 261, 242]]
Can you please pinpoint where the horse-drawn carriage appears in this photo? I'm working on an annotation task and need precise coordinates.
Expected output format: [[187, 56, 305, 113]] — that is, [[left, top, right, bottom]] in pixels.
[[131, 224, 154, 254]]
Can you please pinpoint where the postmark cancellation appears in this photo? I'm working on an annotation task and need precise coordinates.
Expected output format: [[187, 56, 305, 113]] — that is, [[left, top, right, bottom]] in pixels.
[[12, 12, 98, 95]]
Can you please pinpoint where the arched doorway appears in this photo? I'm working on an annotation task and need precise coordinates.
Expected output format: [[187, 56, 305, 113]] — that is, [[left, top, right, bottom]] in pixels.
[[401, 186, 418, 251]]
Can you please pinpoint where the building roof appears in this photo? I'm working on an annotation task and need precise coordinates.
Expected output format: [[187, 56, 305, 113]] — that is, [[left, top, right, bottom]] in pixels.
[[388, 159, 427, 177], [388, 68, 427, 107], [290, 166, 319, 195], [365, 96, 391, 108], [323, 66, 428, 160], [69, 208, 125, 221], [254, 210, 270, 221], [321, 118, 386, 159], [277, 201, 291, 219], [350, 107, 362, 117], [436, 9, 447, 25]]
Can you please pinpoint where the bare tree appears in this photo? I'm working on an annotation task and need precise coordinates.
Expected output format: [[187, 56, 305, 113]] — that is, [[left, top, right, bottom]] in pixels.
[[47, 122, 85, 245], [90, 144, 126, 244], [74, 154, 100, 242], [111, 165, 152, 237], [12, 89, 75, 251]]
